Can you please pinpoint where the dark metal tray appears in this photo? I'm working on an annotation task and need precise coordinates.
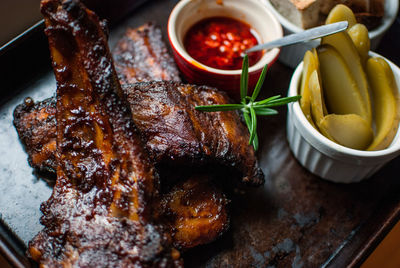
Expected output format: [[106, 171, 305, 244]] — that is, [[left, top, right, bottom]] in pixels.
[[1, 1, 400, 267]]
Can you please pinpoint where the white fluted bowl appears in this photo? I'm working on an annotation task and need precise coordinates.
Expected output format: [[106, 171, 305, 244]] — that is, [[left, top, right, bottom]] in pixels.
[[287, 52, 400, 183], [261, 0, 399, 68]]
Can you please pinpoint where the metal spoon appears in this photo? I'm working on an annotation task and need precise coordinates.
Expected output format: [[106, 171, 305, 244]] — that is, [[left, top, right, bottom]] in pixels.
[[246, 21, 348, 53]]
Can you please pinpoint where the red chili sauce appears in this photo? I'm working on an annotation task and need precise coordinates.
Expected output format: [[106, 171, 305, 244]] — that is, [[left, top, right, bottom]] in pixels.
[[184, 17, 263, 70]]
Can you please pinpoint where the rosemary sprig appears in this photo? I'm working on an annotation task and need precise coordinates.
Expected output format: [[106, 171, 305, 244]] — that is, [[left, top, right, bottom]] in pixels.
[[195, 55, 301, 151]]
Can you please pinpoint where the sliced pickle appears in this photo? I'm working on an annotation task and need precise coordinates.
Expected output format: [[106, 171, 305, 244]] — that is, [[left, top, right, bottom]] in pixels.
[[366, 57, 400, 151], [317, 45, 368, 120], [309, 70, 325, 127], [325, 4, 357, 28], [319, 114, 373, 150], [348, 24, 370, 65], [321, 32, 372, 124], [312, 48, 328, 115], [300, 51, 318, 128]]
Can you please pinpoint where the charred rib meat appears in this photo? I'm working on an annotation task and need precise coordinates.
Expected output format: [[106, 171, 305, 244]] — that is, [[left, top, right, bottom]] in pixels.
[[15, 82, 264, 186], [28, 0, 181, 266], [14, 97, 57, 173], [14, 11, 263, 186], [14, 19, 231, 252], [125, 81, 264, 186], [113, 22, 181, 85], [158, 175, 229, 250], [13, 21, 181, 174]]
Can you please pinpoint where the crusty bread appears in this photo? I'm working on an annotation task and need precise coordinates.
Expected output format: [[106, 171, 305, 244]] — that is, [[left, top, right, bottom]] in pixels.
[[270, 0, 385, 29], [270, 0, 323, 29]]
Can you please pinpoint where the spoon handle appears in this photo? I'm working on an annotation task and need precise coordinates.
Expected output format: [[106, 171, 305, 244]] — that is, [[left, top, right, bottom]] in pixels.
[[246, 21, 348, 53]]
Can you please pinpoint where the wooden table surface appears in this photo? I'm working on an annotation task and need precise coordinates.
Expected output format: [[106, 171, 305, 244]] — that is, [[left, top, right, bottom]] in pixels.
[[362, 220, 400, 268]]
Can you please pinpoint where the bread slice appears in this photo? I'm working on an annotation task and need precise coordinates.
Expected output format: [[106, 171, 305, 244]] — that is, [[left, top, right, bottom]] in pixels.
[[270, 0, 324, 29], [270, 0, 385, 29]]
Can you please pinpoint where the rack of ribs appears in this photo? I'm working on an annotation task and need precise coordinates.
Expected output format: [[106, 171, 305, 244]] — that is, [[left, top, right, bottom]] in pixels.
[[15, 81, 264, 185], [14, 23, 263, 187], [28, 0, 182, 266], [124, 81, 264, 186], [20, 2, 230, 258], [14, 23, 231, 253], [16, 1, 266, 262], [14, 22, 181, 175]]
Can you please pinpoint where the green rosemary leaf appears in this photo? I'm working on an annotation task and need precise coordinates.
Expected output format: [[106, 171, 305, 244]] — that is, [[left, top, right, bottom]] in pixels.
[[240, 55, 249, 101], [195, 104, 244, 112], [243, 111, 252, 139], [257, 96, 302, 107], [252, 132, 259, 151], [268, 95, 302, 103], [254, 107, 278, 116], [243, 110, 257, 150], [254, 95, 281, 106], [251, 64, 268, 101], [249, 107, 257, 145]]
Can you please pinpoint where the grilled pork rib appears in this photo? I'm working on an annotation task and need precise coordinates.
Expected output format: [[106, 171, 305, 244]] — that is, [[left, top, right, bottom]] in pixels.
[[28, 0, 182, 266], [125, 81, 264, 186], [14, 22, 181, 175], [14, 97, 57, 174], [158, 175, 229, 249], [14, 25, 264, 186], [113, 22, 181, 85], [15, 20, 231, 251], [15, 82, 264, 186]]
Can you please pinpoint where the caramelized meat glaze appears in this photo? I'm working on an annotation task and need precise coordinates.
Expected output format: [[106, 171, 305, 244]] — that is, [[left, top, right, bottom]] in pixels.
[[13, 22, 181, 174], [125, 81, 264, 186], [14, 20, 232, 255], [14, 81, 264, 186], [14, 22, 264, 186], [28, 0, 182, 266], [16, 0, 265, 264], [158, 175, 229, 249], [113, 22, 181, 85], [14, 97, 57, 174]]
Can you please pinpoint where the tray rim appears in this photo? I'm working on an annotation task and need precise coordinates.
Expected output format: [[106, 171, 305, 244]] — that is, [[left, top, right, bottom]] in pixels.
[[1, 5, 399, 267], [0, 20, 44, 57]]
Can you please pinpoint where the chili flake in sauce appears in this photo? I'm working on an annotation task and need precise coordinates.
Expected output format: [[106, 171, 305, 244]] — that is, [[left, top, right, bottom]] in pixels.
[[184, 17, 263, 70]]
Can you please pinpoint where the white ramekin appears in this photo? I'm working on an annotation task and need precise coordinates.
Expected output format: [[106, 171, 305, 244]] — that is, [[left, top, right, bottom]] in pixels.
[[261, 0, 399, 68], [287, 52, 400, 183]]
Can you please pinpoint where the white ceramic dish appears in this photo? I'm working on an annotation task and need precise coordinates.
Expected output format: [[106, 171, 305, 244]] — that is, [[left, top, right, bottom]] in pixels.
[[168, 0, 283, 97], [261, 0, 399, 68], [287, 52, 400, 183]]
